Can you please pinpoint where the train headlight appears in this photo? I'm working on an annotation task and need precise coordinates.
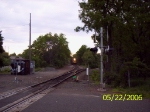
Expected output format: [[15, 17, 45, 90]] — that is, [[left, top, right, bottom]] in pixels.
[[73, 58, 76, 61]]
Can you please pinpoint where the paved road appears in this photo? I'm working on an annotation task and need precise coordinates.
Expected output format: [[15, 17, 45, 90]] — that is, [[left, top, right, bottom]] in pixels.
[[22, 81, 150, 112]]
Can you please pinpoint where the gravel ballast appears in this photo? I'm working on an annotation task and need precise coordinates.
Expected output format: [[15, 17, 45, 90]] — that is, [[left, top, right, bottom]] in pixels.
[[0, 65, 74, 93]]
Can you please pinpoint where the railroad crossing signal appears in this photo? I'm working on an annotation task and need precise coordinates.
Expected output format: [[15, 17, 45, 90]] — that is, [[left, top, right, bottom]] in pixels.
[[90, 47, 98, 53], [104, 46, 114, 55]]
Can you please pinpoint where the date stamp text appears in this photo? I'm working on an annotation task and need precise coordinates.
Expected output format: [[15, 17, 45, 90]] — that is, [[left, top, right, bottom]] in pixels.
[[102, 94, 142, 101]]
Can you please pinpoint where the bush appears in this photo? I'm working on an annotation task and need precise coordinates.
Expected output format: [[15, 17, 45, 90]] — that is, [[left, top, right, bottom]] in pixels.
[[0, 66, 11, 72], [130, 79, 145, 87], [90, 69, 100, 82], [35, 68, 42, 72]]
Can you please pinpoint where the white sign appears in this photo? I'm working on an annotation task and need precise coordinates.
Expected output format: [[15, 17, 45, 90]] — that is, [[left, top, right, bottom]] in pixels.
[[86, 68, 89, 75], [18, 65, 20, 72]]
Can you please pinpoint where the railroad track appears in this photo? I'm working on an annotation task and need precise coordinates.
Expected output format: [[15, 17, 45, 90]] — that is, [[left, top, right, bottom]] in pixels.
[[0, 66, 85, 112], [0, 66, 77, 100]]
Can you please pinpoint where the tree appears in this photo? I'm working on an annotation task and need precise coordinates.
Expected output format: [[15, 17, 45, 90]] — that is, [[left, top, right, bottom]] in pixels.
[[82, 49, 98, 68], [51, 33, 71, 67], [76, 45, 87, 65], [21, 32, 71, 68], [0, 31, 5, 67], [21, 49, 30, 59], [0, 52, 10, 66], [17, 54, 22, 57], [75, 45, 99, 68], [75, 0, 150, 87], [0, 31, 4, 54], [75, 0, 124, 71], [9, 53, 17, 56]]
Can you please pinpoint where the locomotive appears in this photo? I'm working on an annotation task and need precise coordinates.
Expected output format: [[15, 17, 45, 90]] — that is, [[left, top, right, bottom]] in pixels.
[[71, 57, 77, 65]]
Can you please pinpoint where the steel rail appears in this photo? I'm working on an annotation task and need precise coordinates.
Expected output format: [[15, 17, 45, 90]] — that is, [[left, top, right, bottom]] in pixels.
[[0, 67, 85, 112], [0, 66, 77, 100]]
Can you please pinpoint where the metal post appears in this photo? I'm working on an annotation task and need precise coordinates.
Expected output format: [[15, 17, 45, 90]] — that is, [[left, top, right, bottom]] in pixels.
[[29, 13, 31, 74], [15, 62, 18, 83], [88, 63, 89, 81], [100, 27, 103, 85]]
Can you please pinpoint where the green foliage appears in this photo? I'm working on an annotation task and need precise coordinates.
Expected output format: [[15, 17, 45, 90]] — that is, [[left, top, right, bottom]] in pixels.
[[130, 79, 145, 87], [104, 71, 122, 87], [0, 52, 10, 67], [75, 45, 99, 68], [3, 68, 11, 72], [0, 31, 4, 54], [112, 78, 150, 99], [82, 50, 94, 67], [75, 0, 150, 88], [35, 67, 42, 72], [9, 53, 16, 56], [20, 49, 29, 59], [90, 69, 100, 82], [76, 45, 87, 65], [0, 31, 5, 67], [104, 57, 150, 88], [0, 66, 11, 73], [21, 32, 71, 68]]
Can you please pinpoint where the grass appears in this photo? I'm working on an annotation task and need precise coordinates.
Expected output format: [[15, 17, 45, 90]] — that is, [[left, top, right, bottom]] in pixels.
[[35, 67, 42, 72], [112, 87, 150, 99], [94, 81, 100, 85], [111, 79, 150, 99], [89, 68, 150, 99], [1, 67, 43, 73], [0, 71, 10, 74]]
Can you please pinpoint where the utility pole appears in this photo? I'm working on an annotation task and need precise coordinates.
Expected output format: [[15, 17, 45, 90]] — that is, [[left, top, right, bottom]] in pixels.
[[29, 13, 31, 74], [90, 27, 106, 90], [100, 27, 103, 85]]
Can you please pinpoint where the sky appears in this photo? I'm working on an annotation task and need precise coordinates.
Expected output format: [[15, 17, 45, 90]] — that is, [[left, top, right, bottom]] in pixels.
[[0, 0, 96, 55]]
